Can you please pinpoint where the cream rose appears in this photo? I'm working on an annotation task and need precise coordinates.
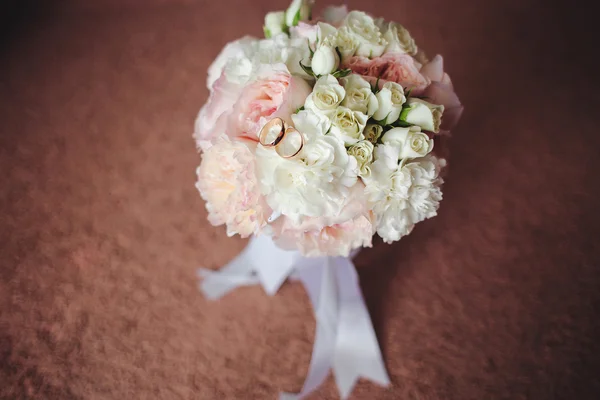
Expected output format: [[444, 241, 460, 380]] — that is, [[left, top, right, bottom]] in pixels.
[[335, 26, 360, 59], [383, 22, 418, 55], [399, 98, 444, 133], [329, 106, 369, 146], [348, 140, 374, 177], [343, 11, 387, 57], [372, 81, 406, 123], [340, 74, 378, 116], [305, 74, 345, 116], [264, 11, 286, 38], [311, 43, 340, 76], [381, 126, 434, 159], [285, 0, 314, 27], [364, 123, 383, 144]]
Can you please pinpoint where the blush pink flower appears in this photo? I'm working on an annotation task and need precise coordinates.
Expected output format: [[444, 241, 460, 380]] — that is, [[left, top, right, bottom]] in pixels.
[[342, 52, 430, 91], [271, 184, 375, 257], [196, 136, 269, 238], [274, 213, 375, 257], [194, 63, 311, 151]]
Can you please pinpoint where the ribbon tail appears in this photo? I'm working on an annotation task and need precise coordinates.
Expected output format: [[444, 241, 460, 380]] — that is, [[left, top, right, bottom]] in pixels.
[[197, 242, 258, 300], [332, 257, 390, 399], [280, 257, 338, 400]]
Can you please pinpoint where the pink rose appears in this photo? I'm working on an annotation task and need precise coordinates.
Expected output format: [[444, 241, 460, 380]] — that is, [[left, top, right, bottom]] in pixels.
[[194, 63, 311, 150], [342, 52, 430, 91], [196, 136, 269, 238]]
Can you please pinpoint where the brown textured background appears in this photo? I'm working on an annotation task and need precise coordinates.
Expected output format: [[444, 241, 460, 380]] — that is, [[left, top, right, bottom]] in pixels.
[[1, 0, 600, 399]]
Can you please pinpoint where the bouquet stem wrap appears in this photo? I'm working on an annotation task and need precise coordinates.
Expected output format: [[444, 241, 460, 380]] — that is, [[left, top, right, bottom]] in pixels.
[[198, 235, 390, 399]]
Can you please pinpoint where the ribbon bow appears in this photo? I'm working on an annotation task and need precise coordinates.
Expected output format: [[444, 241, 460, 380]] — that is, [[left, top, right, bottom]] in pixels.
[[198, 235, 390, 399]]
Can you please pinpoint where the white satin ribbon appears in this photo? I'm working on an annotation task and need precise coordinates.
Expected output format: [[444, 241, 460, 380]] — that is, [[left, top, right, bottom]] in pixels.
[[197, 235, 390, 399]]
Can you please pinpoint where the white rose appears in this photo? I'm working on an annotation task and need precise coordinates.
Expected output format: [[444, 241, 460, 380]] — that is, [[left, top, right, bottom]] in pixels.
[[348, 140, 374, 177], [335, 26, 360, 59], [264, 11, 286, 38], [207, 36, 258, 89], [256, 110, 357, 222], [364, 147, 444, 243], [285, 0, 314, 27], [364, 123, 383, 144], [341, 74, 378, 115], [305, 74, 345, 116], [311, 43, 340, 76], [381, 126, 434, 159], [372, 82, 406, 123], [400, 98, 444, 133], [383, 22, 418, 55], [329, 106, 368, 146], [343, 11, 387, 57]]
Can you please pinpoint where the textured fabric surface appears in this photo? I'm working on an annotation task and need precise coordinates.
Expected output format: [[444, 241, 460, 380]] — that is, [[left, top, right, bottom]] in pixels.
[[1, 0, 600, 399]]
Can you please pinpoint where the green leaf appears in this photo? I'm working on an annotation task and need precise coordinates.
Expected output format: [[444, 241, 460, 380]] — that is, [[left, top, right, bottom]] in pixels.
[[405, 87, 412, 97], [295, 106, 305, 114], [292, 10, 301, 26], [263, 26, 272, 39], [335, 47, 343, 62], [307, 39, 314, 57], [332, 69, 351, 78], [299, 61, 315, 77], [392, 119, 412, 128]]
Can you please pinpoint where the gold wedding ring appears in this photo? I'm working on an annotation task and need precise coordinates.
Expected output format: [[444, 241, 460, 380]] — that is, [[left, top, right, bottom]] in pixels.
[[275, 127, 304, 159], [258, 117, 285, 147], [259, 118, 304, 159]]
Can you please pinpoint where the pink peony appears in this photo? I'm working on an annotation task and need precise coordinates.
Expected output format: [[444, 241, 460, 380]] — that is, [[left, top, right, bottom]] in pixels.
[[195, 63, 311, 151], [342, 52, 430, 91], [196, 136, 269, 238]]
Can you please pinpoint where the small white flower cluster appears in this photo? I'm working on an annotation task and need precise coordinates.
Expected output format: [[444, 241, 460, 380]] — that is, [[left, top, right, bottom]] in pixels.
[[195, 0, 462, 255]]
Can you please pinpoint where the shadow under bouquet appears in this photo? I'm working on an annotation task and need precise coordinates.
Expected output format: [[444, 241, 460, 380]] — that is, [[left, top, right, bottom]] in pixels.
[[194, 1, 463, 398]]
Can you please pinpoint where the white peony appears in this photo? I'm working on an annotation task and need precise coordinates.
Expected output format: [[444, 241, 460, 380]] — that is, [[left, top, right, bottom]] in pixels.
[[364, 144, 445, 243], [207, 36, 258, 89], [341, 74, 378, 116], [305, 74, 345, 116], [343, 11, 387, 57], [400, 98, 444, 133], [256, 109, 357, 222], [372, 82, 406, 123], [253, 35, 311, 78], [329, 106, 369, 146], [381, 126, 434, 159]]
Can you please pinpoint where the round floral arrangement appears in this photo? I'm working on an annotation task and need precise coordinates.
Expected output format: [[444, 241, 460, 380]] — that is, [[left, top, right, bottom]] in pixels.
[[194, 0, 463, 257]]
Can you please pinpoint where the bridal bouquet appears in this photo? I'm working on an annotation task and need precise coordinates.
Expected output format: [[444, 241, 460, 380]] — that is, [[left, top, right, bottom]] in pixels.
[[194, 0, 462, 398], [195, 0, 462, 257]]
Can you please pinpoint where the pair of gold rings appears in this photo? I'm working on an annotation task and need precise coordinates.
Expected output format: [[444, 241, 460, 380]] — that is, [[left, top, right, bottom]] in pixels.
[[258, 117, 304, 159]]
